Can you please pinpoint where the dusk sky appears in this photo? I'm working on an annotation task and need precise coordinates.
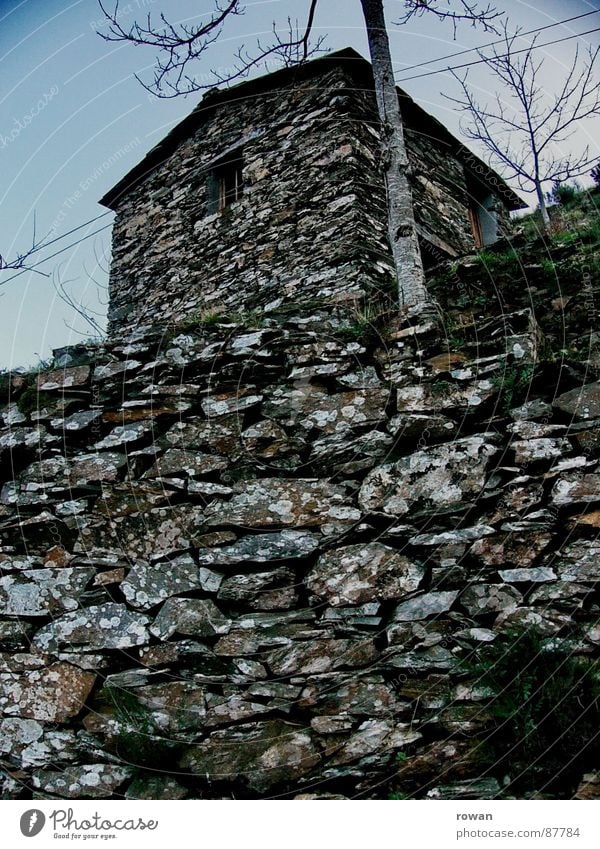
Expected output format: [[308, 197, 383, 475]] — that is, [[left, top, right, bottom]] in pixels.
[[1, 0, 598, 367]]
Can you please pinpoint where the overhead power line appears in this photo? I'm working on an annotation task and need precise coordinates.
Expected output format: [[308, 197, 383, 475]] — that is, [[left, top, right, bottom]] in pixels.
[[396, 26, 600, 83], [394, 9, 600, 75], [1, 223, 112, 285]]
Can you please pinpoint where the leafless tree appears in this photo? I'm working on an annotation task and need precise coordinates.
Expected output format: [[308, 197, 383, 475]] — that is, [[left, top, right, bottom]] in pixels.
[[450, 24, 600, 228], [98, 0, 500, 315]]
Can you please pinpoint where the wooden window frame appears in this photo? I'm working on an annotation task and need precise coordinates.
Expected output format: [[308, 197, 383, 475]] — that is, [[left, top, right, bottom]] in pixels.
[[206, 149, 244, 215], [468, 205, 483, 249]]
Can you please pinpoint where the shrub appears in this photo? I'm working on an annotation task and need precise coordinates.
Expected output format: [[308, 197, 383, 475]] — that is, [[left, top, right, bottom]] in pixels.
[[547, 181, 579, 206], [469, 629, 600, 795]]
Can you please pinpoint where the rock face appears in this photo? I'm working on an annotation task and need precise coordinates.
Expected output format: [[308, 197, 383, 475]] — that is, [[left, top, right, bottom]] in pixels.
[[0, 311, 597, 801]]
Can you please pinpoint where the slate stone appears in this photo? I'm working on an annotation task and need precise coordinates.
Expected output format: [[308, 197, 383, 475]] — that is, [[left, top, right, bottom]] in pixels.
[[37, 366, 90, 390], [551, 475, 600, 506], [512, 437, 571, 464], [460, 584, 522, 616], [50, 410, 103, 432], [32, 764, 132, 798], [393, 591, 459, 621], [33, 603, 151, 651], [553, 382, 600, 420], [267, 638, 377, 676], [498, 567, 556, 583], [359, 436, 499, 516], [328, 719, 422, 766], [205, 480, 360, 528], [121, 554, 200, 610], [0, 568, 94, 617], [0, 662, 95, 722], [94, 421, 153, 449], [179, 720, 320, 791], [197, 530, 320, 567], [150, 598, 231, 639], [551, 539, 600, 582], [76, 504, 205, 560], [217, 567, 297, 610], [142, 448, 228, 478], [307, 543, 424, 606], [395, 379, 496, 412]]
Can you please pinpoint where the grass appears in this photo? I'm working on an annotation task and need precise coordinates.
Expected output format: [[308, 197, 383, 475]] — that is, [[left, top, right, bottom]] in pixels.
[[492, 363, 535, 414], [176, 305, 267, 333], [337, 303, 386, 344], [16, 386, 54, 417]]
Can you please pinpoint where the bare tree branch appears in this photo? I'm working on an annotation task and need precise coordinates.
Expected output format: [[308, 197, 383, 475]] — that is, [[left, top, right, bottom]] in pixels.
[[396, 1, 502, 36], [97, 0, 325, 97], [0, 212, 52, 278], [52, 266, 107, 339], [448, 21, 600, 227]]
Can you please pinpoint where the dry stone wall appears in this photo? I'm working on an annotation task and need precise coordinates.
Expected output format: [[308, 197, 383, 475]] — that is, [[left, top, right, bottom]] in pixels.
[[0, 300, 598, 800]]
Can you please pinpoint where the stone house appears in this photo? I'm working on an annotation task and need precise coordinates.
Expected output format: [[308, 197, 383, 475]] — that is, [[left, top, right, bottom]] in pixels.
[[100, 48, 524, 334]]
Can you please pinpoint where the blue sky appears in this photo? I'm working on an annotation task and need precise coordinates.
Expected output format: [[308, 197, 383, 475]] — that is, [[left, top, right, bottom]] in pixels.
[[1, 0, 598, 367]]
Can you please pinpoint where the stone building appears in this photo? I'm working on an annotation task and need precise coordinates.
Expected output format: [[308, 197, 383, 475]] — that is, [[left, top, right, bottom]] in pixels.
[[100, 47, 524, 335]]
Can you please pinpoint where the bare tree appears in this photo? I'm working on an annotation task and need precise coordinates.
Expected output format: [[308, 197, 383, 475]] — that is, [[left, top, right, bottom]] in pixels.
[[450, 24, 600, 228], [98, 0, 500, 314]]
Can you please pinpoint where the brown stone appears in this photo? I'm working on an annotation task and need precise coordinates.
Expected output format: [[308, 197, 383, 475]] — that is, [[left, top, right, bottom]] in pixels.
[[37, 366, 90, 391], [0, 662, 95, 722]]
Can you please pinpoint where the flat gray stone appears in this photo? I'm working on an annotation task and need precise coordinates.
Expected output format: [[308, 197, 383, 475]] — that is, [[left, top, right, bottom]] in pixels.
[[393, 590, 459, 621], [359, 436, 499, 517], [150, 598, 231, 639], [0, 568, 94, 617], [34, 603, 151, 651], [121, 554, 200, 610]]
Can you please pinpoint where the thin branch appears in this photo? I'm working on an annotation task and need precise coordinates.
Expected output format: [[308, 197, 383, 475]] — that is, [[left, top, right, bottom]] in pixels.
[[0, 213, 53, 277], [97, 0, 324, 97], [396, 1, 502, 37], [52, 267, 107, 338]]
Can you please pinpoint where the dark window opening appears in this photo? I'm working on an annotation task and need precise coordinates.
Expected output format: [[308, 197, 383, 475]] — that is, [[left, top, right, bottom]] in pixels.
[[206, 151, 244, 214]]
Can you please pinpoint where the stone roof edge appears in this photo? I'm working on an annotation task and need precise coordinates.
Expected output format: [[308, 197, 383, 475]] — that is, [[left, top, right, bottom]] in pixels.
[[99, 46, 525, 212]]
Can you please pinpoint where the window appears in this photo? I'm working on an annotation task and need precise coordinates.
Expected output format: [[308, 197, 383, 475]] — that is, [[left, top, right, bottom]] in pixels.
[[206, 151, 244, 214]]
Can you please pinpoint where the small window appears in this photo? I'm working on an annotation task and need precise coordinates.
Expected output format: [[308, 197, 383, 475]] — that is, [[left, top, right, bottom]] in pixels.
[[206, 151, 244, 214]]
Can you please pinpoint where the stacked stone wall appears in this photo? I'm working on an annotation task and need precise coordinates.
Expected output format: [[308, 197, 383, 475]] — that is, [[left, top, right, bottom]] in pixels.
[[1, 301, 598, 800]]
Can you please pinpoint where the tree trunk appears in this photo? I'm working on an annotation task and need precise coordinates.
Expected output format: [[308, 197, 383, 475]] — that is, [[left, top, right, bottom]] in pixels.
[[360, 0, 429, 312], [535, 179, 550, 229]]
